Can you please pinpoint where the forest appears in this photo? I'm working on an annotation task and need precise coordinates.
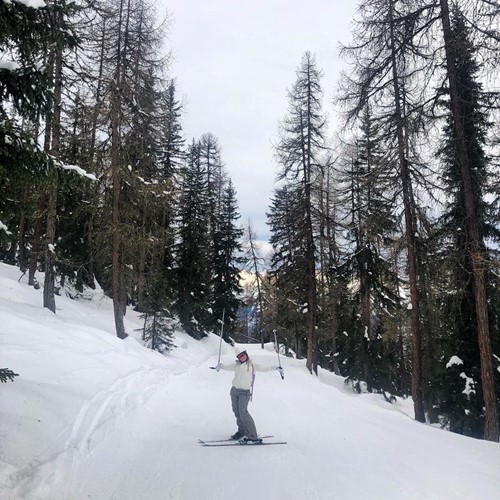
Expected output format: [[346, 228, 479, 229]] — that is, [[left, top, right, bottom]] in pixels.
[[0, 0, 499, 442]]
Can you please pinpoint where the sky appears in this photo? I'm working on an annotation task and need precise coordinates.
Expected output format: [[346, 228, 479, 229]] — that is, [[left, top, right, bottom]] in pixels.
[[1, 261, 499, 499], [162, 0, 357, 243]]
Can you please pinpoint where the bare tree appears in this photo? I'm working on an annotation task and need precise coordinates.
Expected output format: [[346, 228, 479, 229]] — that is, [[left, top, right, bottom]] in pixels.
[[339, 0, 438, 421], [274, 52, 327, 374], [244, 220, 266, 347]]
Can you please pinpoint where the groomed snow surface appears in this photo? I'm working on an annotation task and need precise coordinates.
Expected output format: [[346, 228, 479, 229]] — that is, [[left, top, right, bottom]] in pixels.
[[0, 262, 498, 500]]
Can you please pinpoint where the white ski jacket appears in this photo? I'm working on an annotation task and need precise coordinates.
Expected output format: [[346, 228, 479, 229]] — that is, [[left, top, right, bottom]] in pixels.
[[220, 359, 275, 391]]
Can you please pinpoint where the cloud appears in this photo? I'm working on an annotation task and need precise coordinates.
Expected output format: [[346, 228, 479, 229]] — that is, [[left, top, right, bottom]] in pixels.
[[164, 0, 356, 241]]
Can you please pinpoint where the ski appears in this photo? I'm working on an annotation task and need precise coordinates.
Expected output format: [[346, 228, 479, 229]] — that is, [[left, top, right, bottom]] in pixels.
[[198, 435, 273, 444], [201, 441, 287, 447]]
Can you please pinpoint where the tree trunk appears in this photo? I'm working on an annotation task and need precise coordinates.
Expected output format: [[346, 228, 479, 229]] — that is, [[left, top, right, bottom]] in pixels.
[[305, 210, 317, 375], [325, 168, 340, 375], [43, 8, 63, 313], [43, 181, 57, 313], [18, 204, 28, 272], [388, 0, 425, 422], [439, 0, 499, 441], [28, 196, 45, 287], [111, 0, 127, 339], [304, 72, 318, 375]]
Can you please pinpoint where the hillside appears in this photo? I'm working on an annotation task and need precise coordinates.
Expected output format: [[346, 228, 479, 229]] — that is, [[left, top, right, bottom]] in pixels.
[[0, 262, 498, 500]]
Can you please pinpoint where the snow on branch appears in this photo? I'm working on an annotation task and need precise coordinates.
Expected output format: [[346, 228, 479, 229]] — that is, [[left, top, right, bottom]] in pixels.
[[9, 0, 47, 8], [445, 355, 464, 368], [0, 60, 20, 71], [459, 373, 476, 397], [60, 163, 97, 181], [0, 220, 12, 235]]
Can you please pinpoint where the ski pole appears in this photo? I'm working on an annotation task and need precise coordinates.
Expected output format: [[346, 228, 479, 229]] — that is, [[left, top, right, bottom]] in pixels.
[[274, 329, 284, 380], [217, 309, 225, 366]]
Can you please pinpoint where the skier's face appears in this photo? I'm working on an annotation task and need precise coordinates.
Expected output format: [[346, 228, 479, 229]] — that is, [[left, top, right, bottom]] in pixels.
[[237, 352, 247, 362]]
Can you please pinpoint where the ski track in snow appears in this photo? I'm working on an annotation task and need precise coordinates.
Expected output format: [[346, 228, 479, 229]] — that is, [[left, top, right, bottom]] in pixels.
[[2, 364, 169, 499]]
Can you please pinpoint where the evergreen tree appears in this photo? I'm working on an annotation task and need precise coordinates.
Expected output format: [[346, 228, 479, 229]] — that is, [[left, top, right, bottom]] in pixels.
[[0, 0, 78, 268], [175, 141, 211, 339], [55, 93, 98, 293], [339, 109, 401, 393], [267, 184, 309, 359], [175, 134, 243, 340], [211, 180, 244, 339], [152, 79, 185, 315], [0, 368, 19, 383], [199, 132, 224, 273], [159, 79, 185, 179], [139, 269, 176, 354], [435, 6, 500, 438]]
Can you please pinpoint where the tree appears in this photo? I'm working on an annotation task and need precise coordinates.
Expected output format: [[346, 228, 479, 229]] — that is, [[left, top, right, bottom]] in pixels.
[[211, 180, 245, 339], [338, 107, 401, 392], [339, 0, 434, 422], [242, 220, 266, 347], [267, 184, 309, 359], [315, 153, 345, 375], [435, 4, 499, 440], [175, 133, 243, 340], [99, 0, 169, 338], [139, 268, 176, 354], [43, 2, 67, 313], [0, 0, 78, 287], [159, 79, 185, 179], [175, 141, 211, 339], [274, 51, 327, 374], [0, 368, 19, 383]]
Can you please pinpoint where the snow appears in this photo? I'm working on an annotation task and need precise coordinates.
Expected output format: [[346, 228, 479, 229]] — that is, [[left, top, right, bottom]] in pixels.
[[459, 373, 476, 397], [0, 220, 11, 234], [446, 355, 464, 368], [0, 261, 499, 499], [60, 164, 97, 181], [8, 0, 46, 8], [0, 61, 20, 71]]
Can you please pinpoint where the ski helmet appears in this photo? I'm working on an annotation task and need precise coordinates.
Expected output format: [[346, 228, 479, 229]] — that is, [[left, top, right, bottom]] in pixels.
[[235, 347, 248, 361]]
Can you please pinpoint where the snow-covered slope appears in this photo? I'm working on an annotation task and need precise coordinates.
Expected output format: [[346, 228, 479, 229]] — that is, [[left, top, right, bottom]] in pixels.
[[0, 262, 498, 500]]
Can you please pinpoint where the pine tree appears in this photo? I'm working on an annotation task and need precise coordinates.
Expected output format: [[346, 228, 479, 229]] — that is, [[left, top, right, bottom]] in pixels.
[[55, 93, 98, 293], [0, 0, 78, 270], [159, 79, 185, 179], [139, 268, 176, 354], [267, 184, 309, 358], [339, 108, 401, 393], [175, 141, 211, 339], [148, 79, 185, 316], [0, 368, 19, 383], [435, 6, 500, 438], [212, 180, 244, 339]]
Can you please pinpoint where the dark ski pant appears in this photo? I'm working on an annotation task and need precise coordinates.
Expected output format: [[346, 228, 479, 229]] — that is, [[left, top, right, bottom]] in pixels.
[[230, 386, 258, 439]]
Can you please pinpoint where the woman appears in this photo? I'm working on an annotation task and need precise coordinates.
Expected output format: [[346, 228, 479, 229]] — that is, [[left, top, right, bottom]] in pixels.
[[215, 347, 284, 443]]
